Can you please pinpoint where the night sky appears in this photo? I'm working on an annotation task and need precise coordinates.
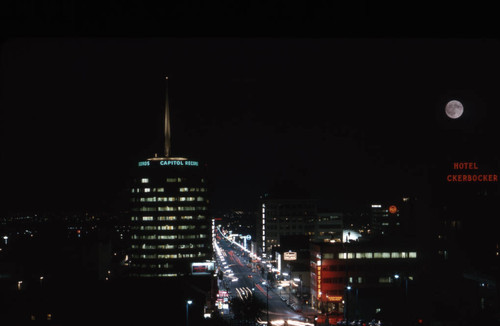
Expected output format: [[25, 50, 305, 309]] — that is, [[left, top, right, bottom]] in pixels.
[[2, 38, 500, 214]]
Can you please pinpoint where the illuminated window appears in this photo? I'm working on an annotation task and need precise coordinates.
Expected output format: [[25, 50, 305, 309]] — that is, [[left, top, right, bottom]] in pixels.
[[158, 244, 175, 249], [144, 188, 151, 193], [180, 187, 189, 192], [178, 207, 196, 211], [141, 178, 149, 183], [159, 225, 175, 230], [374, 252, 382, 258], [141, 244, 157, 249], [142, 216, 154, 221], [131, 189, 135, 193], [158, 254, 178, 259], [158, 216, 176, 221], [158, 197, 177, 202], [197, 215, 206, 220], [378, 277, 391, 283], [179, 225, 196, 230], [159, 235, 177, 240], [166, 178, 177, 182], [197, 196, 204, 201], [140, 226, 157, 230], [391, 252, 401, 258], [131, 216, 138, 221], [159, 206, 177, 211], [139, 207, 156, 212], [157, 187, 165, 192], [339, 253, 346, 259], [181, 216, 193, 220], [409, 252, 417, 258]]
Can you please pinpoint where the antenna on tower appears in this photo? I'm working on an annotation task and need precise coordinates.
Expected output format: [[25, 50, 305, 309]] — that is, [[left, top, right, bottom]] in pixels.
[[164, 76, 171, 157]]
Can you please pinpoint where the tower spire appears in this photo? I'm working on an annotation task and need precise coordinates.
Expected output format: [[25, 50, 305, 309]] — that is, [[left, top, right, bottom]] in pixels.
[[164, 76, 171, 157]]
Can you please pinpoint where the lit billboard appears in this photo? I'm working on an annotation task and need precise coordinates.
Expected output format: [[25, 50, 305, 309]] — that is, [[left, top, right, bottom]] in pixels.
[[191, 262, 215, 275]]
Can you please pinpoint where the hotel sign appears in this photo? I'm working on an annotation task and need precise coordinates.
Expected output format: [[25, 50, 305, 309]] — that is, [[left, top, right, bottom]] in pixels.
[[138, 160, 199, 167], [284, 251, 297, 261]]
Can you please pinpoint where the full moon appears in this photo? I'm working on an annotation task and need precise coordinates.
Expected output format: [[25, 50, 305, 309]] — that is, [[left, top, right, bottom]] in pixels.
[[445, 100, 464, 119]]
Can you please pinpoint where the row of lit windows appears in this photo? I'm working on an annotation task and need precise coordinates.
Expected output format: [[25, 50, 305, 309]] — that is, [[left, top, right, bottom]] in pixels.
[[321, 252, 417, 259], [131, 263, 171, 268], [132, 187, 207, 193], [131, 225, 207, 231], [136, 197, 205, 202], [323, 277, 365, 284], [322, 276, 395, 285], [130, 273, 178, 277], [131, 215, 206, 221], [131, 234, 208, 240], [140, 178, 184, 183], [180, 187, 207, 192], [138, 206, 208, 212], [131, 252, 206, 259]]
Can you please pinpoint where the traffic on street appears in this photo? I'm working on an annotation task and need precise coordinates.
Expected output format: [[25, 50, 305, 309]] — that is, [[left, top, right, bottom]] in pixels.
[[214, 226, 315, 326]]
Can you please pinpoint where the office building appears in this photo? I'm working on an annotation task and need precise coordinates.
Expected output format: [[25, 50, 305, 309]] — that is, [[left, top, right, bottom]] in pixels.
[[127, 78, 212, 278], [310, 240, 420, 320], [258, 193, 317, 259]]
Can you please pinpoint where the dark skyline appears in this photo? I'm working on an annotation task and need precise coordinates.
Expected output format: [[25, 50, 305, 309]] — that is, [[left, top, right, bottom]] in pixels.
[[2, 38, 500, 214]]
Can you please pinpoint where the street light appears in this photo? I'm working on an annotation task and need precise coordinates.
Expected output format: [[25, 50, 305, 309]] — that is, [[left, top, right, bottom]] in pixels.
[[394, 273, 410, 324], [186, 300, 193, 326], [345, 284, 351, 326], [263, 281, 269, 325]]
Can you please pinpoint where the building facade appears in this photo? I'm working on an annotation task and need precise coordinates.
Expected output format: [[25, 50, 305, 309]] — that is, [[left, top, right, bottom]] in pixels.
[[310, 241, 420, 320], [127, 157, 212, 277], [369, 197, 416, 237], [258, 195, 317, 259]]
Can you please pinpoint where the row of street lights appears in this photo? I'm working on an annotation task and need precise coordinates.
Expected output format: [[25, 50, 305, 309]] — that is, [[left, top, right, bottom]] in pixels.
[[17, 276, 45, 290]]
